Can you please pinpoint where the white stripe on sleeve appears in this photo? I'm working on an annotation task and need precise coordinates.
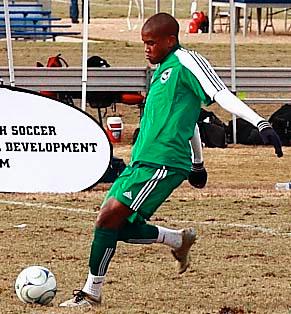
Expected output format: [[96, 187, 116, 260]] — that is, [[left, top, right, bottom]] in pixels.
[[175, 48, 227, 100]]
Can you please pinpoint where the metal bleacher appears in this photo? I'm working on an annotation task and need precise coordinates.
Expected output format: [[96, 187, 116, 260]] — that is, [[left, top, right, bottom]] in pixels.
[[0, 1, 80, 41], [0, 67, 290, 105]]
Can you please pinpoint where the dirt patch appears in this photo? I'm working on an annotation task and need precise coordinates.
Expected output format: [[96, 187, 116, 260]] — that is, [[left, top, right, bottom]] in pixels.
[[61, 17, 291, 44]]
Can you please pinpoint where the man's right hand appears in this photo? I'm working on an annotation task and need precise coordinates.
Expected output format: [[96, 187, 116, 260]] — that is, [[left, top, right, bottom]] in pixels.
[[188, 162, 207, 189]]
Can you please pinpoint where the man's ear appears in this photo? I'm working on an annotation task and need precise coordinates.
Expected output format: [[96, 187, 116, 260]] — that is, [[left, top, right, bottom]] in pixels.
[[168, 35, 178, 49]]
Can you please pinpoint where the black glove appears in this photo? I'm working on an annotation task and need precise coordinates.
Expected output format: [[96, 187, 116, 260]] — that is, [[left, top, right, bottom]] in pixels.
[[257, 120, 283, 158], [188, 162, 207, 189]]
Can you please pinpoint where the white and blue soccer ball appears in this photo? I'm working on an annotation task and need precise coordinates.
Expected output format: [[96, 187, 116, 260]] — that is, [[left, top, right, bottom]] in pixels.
[[15, 265, 57, 305]]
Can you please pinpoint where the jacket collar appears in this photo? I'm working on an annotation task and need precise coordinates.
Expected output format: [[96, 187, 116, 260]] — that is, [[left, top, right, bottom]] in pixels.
[[159, 43, 180, 65]]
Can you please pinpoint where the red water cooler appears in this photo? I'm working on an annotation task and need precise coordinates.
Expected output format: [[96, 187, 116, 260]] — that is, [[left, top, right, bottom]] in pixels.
[[106, 116, 123, 143]]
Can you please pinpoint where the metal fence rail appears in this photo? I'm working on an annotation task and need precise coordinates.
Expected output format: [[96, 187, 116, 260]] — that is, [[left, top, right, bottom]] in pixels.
[[0, 66, 290, 103], [0, 67, 150, 92], [216, 67, 291, 93]]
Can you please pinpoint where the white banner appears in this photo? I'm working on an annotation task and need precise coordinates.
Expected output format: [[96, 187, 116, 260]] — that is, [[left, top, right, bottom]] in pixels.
[[0, 86, 112, 193]]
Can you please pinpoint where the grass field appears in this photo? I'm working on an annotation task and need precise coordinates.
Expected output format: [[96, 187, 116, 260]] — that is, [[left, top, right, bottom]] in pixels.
[[1, 144, 291, 314], [0, 105, 290, 314], [0, 1, 291, 313]]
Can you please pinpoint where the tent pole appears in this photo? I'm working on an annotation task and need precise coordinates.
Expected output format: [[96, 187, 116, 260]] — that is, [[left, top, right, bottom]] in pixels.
[[81, 0, 89, 111], [4, 0, 15, 87], [155, 0, 160, 13], [208, 0, 213, 39], [171, 0, 176, 16], [127, 0, 133, 30], [140, 0, 144, 23], [230, 0, 237, 144]]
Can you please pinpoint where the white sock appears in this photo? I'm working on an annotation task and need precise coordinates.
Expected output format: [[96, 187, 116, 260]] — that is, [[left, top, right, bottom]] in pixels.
[[156, 226, 182, 249], [82, 271, 105, 299]]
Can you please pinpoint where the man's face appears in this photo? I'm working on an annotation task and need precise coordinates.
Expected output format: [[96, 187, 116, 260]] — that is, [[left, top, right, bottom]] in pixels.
[[141, 29, 173, 65]]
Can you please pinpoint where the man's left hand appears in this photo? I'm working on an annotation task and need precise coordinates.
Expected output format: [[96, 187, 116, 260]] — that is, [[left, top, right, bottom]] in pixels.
[[257, 120, 283, 157], [188, 162, 207, 189]]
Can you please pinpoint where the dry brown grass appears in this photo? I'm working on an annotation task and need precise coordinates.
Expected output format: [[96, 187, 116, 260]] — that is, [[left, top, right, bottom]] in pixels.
[[0, 121, 290, 314], [0, 10, 291, 313]]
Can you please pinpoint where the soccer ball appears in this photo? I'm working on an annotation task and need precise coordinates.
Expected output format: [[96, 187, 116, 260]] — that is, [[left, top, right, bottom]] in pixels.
[[15, 265, 57, 305]]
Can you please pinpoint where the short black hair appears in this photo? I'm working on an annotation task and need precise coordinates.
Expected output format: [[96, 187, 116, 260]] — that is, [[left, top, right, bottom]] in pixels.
[[142, 12, 179, 39]]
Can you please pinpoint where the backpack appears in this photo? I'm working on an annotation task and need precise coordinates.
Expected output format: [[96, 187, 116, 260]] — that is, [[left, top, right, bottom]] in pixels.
[[200, 15, 209, 33], [269, 104, 291, 146], [47, 54, 69, 68], [188, 11, 209, 33], [36, 54, 73, 105], [87, 55, 110, 68], [197, 108, 227, 148], [86, 55, 121, 109], [226, 118, 263, 145], [98, 156, 126, 183], [36, 53, 69, 69]]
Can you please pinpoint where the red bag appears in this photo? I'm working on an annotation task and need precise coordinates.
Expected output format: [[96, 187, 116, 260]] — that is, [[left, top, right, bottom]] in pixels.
[[188, 19, 200, 33], [37, 54, 68, 99], [46, 54, 68, 68], [120, 92, 144, 105], [188, 11, 208, 33]]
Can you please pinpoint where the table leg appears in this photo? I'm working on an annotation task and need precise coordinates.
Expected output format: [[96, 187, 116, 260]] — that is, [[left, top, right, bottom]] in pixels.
[[208, 3, 214, 38], [257, 7, 261, 35], [243, 6, 248, 36], [235, 7, 240, 33]]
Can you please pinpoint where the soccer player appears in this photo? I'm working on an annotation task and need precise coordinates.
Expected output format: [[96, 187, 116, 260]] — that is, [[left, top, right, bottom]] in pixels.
[[60, 12, 282, 307]]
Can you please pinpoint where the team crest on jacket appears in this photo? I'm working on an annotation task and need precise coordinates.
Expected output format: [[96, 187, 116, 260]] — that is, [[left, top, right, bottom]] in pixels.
[[160, 68, 172, 84]]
